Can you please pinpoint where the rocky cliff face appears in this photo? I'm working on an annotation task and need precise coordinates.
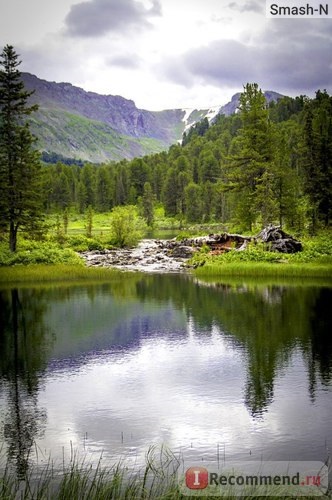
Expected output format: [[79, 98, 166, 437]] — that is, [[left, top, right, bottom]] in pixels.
[[23, 73, 191, 144], [22, 73, 284, 163]]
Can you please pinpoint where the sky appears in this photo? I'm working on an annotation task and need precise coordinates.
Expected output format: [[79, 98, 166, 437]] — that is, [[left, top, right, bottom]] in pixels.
[[1, 0, 331, 110]]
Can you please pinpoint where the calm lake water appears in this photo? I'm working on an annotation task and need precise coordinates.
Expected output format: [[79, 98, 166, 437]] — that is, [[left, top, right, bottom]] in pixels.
[[0, 273, 331, 477]]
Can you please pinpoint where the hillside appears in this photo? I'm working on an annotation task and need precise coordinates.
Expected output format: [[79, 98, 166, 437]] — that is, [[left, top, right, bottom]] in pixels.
[[22, 73, 283, 163]]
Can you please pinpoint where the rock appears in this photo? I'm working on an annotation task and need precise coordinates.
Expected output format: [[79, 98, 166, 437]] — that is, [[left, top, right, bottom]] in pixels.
[[80, 239, 194, 273], [169, 245, 195, 258], [79, 225, 302, 273], [256, 225, 302, 253]]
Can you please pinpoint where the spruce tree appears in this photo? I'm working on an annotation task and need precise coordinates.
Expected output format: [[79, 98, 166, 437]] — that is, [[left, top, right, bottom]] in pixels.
[[0, 45, 42, 251], [303, 90, 332, 230], [142, 181, 155, 227], [163, 168, 178, 216], [227, 83, 276, 230], [184, 182, 203, 222]]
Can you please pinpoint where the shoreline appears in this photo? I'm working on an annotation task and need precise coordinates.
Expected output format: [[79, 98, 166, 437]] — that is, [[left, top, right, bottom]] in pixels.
[[0, 260, 331, 285], [1, 233, 332, 284]]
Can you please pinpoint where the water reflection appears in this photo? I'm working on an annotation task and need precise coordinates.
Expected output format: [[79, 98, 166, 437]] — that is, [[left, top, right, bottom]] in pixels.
[[0, 275, 331, 472], [135, 275, 332, 416], [0, 289, 52, 476], [306, 287, 332, 397]]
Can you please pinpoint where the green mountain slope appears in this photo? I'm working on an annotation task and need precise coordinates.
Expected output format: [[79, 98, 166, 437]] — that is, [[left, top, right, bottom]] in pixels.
[[29, 108, 167, 162], [22, 72, 283, 163]]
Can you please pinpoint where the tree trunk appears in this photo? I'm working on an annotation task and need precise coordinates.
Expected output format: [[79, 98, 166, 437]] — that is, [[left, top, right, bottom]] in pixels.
[[9, 221, 17, 252]]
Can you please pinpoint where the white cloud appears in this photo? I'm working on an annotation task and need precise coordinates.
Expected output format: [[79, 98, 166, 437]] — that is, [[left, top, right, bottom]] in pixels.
[[1, 0, 331, 110], [158, 18, 332, 97]]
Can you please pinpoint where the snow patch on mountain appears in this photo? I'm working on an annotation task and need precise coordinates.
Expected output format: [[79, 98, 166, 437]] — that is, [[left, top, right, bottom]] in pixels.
[[205, 105, 221, 122], [182, 105, 222, 132], [181, 108, 198, 133]]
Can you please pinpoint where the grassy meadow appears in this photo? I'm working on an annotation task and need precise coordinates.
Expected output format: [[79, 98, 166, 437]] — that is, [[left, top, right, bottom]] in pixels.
[[0, 208, 331, 282]]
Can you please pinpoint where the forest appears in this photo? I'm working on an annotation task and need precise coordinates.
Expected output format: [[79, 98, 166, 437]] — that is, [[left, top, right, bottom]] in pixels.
[[0, 45, 332, 262], [40, 84, 332, 235]]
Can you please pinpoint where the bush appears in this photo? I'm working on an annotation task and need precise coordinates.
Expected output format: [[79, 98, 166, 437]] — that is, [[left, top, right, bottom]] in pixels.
[[191, 241, 285, 268], [110, 206, 145, 247], [67, 235, 105, 252], [0, 241, 83, 266]]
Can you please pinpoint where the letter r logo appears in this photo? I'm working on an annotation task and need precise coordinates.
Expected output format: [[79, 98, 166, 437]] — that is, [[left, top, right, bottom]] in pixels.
[[185, 466, 209, 489]]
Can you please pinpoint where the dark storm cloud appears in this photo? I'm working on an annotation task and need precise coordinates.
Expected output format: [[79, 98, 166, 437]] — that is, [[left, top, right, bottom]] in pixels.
[[162, 19, 332, 95], [65, 0, 162, 37], [228, 1, 263, 13]]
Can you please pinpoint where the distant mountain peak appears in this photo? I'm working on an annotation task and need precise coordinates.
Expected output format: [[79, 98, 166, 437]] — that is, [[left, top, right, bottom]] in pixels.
[[21, 73, 284, 162]]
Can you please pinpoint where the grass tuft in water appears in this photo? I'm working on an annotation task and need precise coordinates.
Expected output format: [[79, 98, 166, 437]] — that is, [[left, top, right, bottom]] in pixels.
[[0, 445, 330, 499], [0, 264, 124, 285], [194, 261, 332, 279], [0, 446, 184, 500]]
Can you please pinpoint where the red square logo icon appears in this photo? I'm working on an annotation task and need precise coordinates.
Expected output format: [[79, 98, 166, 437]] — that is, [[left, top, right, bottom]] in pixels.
[[185, 466, 209, 489]]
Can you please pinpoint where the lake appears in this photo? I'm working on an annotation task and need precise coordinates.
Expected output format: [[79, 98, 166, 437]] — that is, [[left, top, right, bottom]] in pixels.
[[0, 273, 331, 478]]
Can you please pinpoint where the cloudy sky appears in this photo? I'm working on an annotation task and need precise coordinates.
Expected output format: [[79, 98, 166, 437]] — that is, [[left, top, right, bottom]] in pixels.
[[1, 0, 331, 110]]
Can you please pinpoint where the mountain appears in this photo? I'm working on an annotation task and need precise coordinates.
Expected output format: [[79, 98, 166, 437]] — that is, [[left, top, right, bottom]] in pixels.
[[217, 90, 285, 116], [22, 73, 284, 163]]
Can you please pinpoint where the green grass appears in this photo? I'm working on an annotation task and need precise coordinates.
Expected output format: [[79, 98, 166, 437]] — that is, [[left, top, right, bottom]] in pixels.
[[0, 264, 122, 285], [194, 261, 332, 279], [31, 108, 168, 163], [191, 232, 332, 279], [0, 447, 182, 500], [1, 215, 332, 282], [194, 273, 332, 289], [0, 240, 84, 266], [1, 447, 327, 500]]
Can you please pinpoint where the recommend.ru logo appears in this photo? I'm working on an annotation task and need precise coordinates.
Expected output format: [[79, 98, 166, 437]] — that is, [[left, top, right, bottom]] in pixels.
[[180, 461, 329, 496]]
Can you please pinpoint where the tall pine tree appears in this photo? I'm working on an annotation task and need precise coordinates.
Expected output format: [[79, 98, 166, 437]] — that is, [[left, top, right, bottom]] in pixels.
[[227, 83, 276, 230], [0, 45, 43, 251], [303, 90, 332, 231]]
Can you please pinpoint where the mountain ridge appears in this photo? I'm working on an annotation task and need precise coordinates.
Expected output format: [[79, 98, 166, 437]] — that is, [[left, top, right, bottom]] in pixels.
[[22, 72, 284, 163]]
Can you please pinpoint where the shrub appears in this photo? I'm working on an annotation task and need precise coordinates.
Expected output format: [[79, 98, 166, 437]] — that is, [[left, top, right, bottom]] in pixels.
[[0, 241, 83, 266], [67, 235, 104, 252], [110, 206, 145, 247]]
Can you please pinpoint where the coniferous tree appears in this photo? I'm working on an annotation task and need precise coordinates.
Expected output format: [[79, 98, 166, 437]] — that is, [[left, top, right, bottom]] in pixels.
[[80, 164, 96, 207], [227, 83, 276, 230], [114, 165, 128, 206], [303, 90, 332, 231], [202, 181, 215, 221], [77, 180, 87, 213], [96, 165, 112, 211], [199, 149, 219, 183], [273, 120, 304, 229], [130, 158, 149, 199], [85, 205, 94, 238], [0, 45, 43, 251], [63, 207, 69, 235], [184, 182, 203, 222], [163, 168, 178, 216], [51, 170, 71, 209], [142, 181, 155, 227]]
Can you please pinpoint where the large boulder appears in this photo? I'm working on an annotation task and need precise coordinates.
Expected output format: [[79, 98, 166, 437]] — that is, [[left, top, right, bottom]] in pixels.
[[256, 225, 302, 253]]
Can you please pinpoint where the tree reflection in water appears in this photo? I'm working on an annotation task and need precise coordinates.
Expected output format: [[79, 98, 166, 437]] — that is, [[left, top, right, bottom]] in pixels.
[[0, 276, 331, 474], [135, 275, 332, 417], [0, 289, 52, 478]]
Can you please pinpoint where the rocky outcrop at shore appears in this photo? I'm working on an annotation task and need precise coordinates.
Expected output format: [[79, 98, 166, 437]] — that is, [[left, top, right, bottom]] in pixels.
[[80, 239, 196, 273], [79, 225, 302, 273], [256, 226, 302, 253]]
